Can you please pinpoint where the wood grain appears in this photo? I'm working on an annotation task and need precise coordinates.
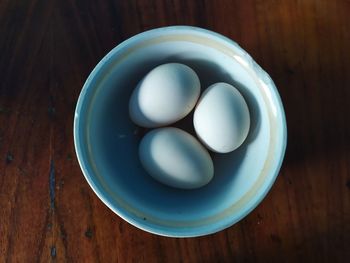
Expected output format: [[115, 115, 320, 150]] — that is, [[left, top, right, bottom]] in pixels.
[[1, 0, 349, 262]]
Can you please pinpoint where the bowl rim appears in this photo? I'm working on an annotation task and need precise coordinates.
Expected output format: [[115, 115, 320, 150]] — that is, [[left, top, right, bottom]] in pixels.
[[74, 25, 287, 237]]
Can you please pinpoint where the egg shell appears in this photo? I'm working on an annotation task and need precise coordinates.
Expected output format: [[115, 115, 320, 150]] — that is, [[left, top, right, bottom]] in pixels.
[[139, 127, 214, 189], [193, 82, 250, 153], [129, 63, 200, 128]]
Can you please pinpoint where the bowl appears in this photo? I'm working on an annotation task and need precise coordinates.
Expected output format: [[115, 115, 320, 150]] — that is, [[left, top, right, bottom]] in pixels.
[[74, 26, 287, 237]]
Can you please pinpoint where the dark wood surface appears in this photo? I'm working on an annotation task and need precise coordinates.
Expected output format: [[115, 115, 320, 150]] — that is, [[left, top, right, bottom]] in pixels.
[[1, 0, 349, 262]]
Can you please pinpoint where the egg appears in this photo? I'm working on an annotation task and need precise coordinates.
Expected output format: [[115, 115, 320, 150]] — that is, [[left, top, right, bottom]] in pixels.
[[139, 127, 214, 189], [129, 63, 200, 128], [193, 82, 250, 153]]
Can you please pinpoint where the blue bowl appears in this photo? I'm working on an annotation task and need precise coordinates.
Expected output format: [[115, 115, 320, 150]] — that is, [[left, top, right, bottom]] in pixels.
[[74, 26, 287, 237]]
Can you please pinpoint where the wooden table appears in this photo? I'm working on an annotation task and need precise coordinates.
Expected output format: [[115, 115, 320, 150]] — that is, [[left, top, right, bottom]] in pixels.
[[1, 0, 349, 262]]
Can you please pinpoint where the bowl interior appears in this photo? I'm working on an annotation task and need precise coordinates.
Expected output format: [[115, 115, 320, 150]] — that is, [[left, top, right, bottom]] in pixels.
[[74, 27, 286, 237]]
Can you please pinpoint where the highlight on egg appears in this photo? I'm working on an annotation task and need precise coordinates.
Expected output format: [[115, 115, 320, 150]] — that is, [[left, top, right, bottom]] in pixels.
[[193, 82, 250, 153], [129, 63, 201, 128], [139, 127, 214, 189]]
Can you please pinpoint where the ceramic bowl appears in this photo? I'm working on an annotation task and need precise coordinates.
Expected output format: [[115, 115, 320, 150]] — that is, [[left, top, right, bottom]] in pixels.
[[74, 26, 287, 237]]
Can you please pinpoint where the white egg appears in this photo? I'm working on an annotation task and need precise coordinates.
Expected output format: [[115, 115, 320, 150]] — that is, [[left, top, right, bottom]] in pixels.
[[129, 63, 200, 128], [193, 82, 250, 153], [139, 127, 214, 189]]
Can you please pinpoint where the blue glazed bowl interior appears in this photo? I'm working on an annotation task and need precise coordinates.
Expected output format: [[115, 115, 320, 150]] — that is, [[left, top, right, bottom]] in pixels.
[[74, 26, 287, 237]]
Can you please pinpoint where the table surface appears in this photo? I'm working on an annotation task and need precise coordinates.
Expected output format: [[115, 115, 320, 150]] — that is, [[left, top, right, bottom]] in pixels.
[[1, 0, 349, 262]]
